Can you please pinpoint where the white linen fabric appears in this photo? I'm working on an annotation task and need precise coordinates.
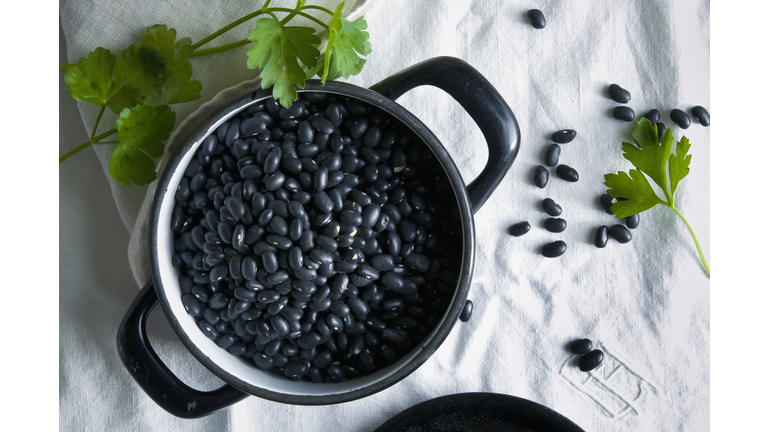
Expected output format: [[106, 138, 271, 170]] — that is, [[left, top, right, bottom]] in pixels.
[[59, 0, 710, 431]]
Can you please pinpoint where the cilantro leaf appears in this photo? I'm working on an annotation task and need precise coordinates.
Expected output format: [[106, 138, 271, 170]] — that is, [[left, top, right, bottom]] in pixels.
[[604, 169, 665, 218], [246, 17, 321, 107], [140, 25, 202, 105], [64, 47, 116, 106], [109, 104, 175, 186], [669, 136, 691, 196]]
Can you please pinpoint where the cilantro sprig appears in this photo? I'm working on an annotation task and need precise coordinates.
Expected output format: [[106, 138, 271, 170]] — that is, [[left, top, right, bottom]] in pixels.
[[59, 0, 370, 186], [604, 118, 710, 277]]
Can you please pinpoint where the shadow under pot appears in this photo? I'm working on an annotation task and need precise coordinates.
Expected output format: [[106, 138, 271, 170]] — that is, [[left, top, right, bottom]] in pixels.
[[117, 56, 521, 418]]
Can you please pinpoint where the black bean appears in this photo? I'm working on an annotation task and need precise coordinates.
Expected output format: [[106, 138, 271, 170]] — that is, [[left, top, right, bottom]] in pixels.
[[643, 109, 661, 124], [551, 129, 576, 144], [599, 193, 616, 214], [541, 198, 562, 216], [594, 226, 608, 248], [625, 213, 640, 229], [533, 165, 549, 188], [298, 332, 322, 349], [578, 349, 604, 372], [544, 144, 560, 167], [459, 299, 473, 322], [541, 240, 567, 258], [569, 338, 593, 355], [555, 165, 579, 182], [508, 221, 531, 237], [691, 105, 710, 126], [656, 122, 666, 142], [607, 224, 632, 243], [527, 9, 546, 29], [613, 106, 635, 122], [607, 84, 631, 103], [544, 218, 567, 233], [670, 108, 691, 129], [181, 294, 202, 317]]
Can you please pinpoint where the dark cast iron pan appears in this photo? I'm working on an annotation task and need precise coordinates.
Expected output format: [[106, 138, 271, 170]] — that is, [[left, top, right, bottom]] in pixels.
[[117, 57, 521, 418]]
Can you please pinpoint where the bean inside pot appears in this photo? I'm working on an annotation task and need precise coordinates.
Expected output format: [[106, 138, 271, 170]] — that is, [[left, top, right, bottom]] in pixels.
[[170, 92, 464, 383]]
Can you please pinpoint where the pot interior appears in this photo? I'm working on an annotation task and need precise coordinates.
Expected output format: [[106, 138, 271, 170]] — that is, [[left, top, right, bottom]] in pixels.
[[151, 81, 476, 403]]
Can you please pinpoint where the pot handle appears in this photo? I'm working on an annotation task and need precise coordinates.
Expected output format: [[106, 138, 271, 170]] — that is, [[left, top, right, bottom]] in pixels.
[[116, 280, 249, 418], [369, 56, 521, 213]]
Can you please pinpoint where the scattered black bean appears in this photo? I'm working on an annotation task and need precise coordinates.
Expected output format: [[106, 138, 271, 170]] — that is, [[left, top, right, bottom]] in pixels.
[[612, 106, 635, 122], [642, 109, 660, 124], [569, 338, 593, 355], [533, 165, 549, 188], [555, 165, 579, 182], [551, 129, 576, 144], [607, 84, 631, 103], [459, 299, 473, 322], [541, 198, 562, 216], [656, 122, 666, 142], [594, 226, 608, 248], [544, 218, 567, 233], [691, 106, 710, 126], [541, 240, 567, 258], [170, 93, 464, 383], [608, 224, 632, 243], [544, 144, 560, 167], [508, 221, 531, 237], [670, 108, 691, 129], [625, 213, 640, 229], [578, 349, 604, 372], [527, 9, 546, 29], [599, 193, 616, 214]]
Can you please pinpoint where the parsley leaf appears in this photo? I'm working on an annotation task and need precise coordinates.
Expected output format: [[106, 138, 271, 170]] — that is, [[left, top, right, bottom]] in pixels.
[[668, 136, 691, 196], [310, 7, 371, 85], [108, 45, 166, 113], [64, 47, 116, 107], [65, 44, 165, 114], [604, 169, 666, 217], [140, 25, 202, 105], [331, 16, 371, 78], [604, 117, 709, 277], [246, 17, 321, 107], [109, 104, 176, 186]]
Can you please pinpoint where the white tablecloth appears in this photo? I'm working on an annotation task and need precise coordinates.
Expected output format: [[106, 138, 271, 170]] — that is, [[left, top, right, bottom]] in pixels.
[[59, 1, 711, 430]]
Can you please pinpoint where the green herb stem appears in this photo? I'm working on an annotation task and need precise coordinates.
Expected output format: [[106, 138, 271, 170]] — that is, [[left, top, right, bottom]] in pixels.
[[91, 106, 106, 140], [191, 1, 329, 51], [191, 10, 268, 49], [269, 8, 330, 29], [301, 5, 336, 16], [669, 205, 710, 278], [59, 128, 119, 164], [190, 39, 250, 57]]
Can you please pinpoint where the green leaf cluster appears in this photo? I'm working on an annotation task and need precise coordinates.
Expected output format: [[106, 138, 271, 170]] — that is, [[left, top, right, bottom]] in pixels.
[[246, 1, 371, 107], [63, 25, 201, 185], [603, 117, 708, 277], [308, 1, 372, 85], [61, 1, 372, 187], [604, 118, 691, 218]]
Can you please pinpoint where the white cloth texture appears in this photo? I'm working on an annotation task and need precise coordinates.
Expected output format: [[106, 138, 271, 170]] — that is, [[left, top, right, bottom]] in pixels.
[[59, 0, 710, 431]]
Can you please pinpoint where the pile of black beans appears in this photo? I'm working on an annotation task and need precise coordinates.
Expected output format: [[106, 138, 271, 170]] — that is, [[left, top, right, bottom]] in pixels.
[[170, 92, 464, 383]]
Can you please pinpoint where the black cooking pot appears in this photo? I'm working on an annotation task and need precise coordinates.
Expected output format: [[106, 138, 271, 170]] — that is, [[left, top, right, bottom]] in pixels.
[[117, 56, 520, 418]]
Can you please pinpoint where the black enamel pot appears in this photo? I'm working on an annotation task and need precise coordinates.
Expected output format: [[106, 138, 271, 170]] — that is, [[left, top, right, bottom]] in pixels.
[[117, 57, 520, 418]]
